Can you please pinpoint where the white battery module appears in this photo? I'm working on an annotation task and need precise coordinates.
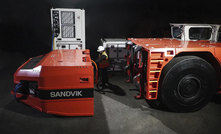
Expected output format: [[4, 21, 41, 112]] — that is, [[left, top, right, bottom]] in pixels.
[[51, 8, 85, 50]]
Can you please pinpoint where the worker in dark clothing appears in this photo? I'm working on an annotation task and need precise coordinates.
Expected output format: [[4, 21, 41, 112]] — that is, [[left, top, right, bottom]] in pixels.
[[96, 46, 109, 88]]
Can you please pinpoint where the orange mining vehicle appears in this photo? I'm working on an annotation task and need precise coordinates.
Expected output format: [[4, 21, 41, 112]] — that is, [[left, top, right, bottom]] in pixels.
[[11, 49, 95, 116], [124, 24, 221, 112], [11, 23, 221, 116]]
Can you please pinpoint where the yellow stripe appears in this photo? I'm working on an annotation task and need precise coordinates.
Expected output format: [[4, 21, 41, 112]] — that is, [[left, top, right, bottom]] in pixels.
[[149, 80, 158, 82], [150, 70, 161, 72], [151, 60, 163, 62], [149, 90, 157, 92]]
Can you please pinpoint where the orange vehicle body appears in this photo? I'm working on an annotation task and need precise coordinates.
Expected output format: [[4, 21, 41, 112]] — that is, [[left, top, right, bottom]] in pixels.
[[11, 49, 94, 116], [123, 24, 221, 112], [126, 38, 221, 100], [11, 24, 221, 114]]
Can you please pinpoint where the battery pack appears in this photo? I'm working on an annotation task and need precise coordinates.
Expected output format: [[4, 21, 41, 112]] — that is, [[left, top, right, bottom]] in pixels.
[[11, 49, 94, 116]]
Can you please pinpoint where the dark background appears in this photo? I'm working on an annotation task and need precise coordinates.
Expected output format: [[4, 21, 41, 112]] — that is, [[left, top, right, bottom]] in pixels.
[[0, 0, 220, 60], [0, 1, 221, 133]]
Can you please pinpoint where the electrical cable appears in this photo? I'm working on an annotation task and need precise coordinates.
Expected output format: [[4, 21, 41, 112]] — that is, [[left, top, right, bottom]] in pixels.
[[94, 62, 115, 86], [51, 33, 54, 51], [14, 82, 22, 102], [91, 60, 98, 85]]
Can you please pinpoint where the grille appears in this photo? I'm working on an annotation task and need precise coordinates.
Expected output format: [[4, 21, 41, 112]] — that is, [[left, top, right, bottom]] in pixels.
[[61, 11, 75, 24], [62, 25, 75, 38], [61, 11, 75, 38]]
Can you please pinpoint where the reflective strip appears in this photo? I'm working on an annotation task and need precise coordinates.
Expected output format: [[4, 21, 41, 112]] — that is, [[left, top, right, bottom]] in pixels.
[[99, 51, 109, 68], [150, 70, 161, 72], [100, 51, 108, 59], [151, 60, 164, 62], [149, 90, 157, 92], [149, 80, 158, 82]]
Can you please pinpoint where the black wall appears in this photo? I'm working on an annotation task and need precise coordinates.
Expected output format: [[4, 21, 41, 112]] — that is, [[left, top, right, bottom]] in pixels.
[[0, 0, 220, 60]]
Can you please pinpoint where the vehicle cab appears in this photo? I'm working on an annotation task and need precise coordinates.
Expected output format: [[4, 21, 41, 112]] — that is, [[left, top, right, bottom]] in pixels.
[[170, 23, 221, 42]]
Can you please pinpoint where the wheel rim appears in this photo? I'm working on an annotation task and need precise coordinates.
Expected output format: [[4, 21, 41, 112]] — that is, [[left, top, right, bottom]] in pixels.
[[177, 75, 201, 99]]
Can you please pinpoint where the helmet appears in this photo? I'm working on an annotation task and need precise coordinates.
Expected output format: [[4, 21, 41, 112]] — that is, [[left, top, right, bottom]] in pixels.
[[97, 46, 105, 52], [126, 41, 133, 45]]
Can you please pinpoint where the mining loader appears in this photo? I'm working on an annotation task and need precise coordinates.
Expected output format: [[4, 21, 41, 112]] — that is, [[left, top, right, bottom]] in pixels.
[[11, 23, 221, 116], [125, 24, 221, 112]]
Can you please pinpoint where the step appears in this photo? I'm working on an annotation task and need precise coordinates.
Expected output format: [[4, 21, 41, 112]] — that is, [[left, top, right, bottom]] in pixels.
[[149, 90, 157, 93], [149, 70, 161, 73], [150, 59, 164, 62], [149, 80, 158, 83]]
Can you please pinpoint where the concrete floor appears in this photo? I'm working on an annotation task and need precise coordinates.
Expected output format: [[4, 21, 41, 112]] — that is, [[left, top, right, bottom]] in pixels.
[[1, 52, 221, 134]]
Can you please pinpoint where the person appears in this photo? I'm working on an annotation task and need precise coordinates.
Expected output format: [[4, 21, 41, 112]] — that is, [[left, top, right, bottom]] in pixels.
[[95, 46, 109, 88]]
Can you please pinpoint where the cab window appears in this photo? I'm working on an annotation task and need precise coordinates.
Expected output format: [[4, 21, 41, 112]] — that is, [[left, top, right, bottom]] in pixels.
[[217, 27, 221, 42], [189, 27, 212, 40], [172, 27, 182, 39]]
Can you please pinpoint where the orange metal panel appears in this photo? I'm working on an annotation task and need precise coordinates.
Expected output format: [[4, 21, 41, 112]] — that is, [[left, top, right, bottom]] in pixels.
[[12, 49, 94, 116], [128, 38, 221, 100]]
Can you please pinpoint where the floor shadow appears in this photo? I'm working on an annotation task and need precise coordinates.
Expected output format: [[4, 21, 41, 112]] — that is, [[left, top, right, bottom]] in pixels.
[[129, 88, 139, 92], [95, 83, 126, 96], [211, 93, 221, 104], [4, 100, 54, 118], [145, 99, 171, 112]]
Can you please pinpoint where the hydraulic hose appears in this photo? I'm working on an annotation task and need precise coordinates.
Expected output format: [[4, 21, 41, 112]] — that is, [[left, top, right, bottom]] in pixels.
[[14, 82, 22, 102], [51, 33, 55, 51], [91, 60, 99, 85]]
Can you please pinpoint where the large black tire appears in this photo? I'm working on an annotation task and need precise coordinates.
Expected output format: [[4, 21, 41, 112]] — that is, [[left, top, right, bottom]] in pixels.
[[159, 56, 217, 112]]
